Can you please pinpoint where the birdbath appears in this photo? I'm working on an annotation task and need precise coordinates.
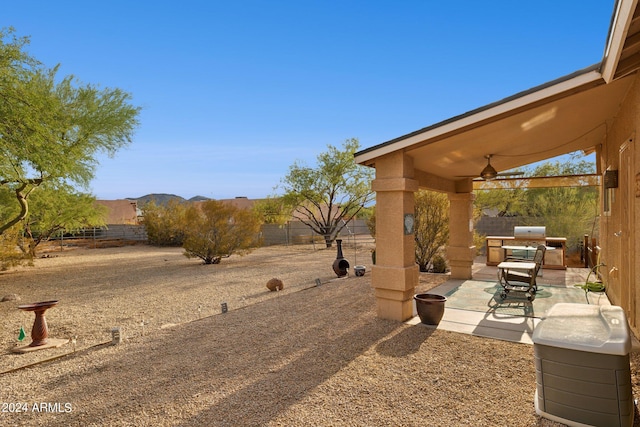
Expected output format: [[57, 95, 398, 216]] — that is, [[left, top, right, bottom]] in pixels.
[[13, 300, 68, 353]]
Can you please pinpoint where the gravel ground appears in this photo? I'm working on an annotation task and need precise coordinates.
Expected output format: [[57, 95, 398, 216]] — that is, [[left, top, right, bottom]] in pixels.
[[0, 243, 639, 426]]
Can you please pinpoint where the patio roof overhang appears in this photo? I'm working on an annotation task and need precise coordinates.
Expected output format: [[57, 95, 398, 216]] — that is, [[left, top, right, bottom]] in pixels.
[[355, 67, 634, 192], [602, 0, 640, 82]]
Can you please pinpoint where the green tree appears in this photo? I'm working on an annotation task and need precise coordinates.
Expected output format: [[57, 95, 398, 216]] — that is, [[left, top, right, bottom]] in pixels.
[[142, 199, 189, 246], [0, 225, 30, 270], [182, 200, 262, 264], [21, 185, 107, 257], [252, 196, 293, 225], [280, 138, 374, 247], [474, 186, 527, 217], [361, 205, 376, 238], [474, 156, 598, 250], [523, 160, 598, 249], [0, 27, 140, 235], [414, 190, 450, 272]]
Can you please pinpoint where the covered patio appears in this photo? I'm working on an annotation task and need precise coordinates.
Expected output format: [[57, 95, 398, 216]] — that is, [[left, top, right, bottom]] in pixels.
[[408, 260, 611, 344], [354, 0, 640, 335]]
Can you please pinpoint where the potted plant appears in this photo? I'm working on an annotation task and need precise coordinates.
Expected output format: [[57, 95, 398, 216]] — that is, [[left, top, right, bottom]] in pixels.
[[414, 293, 447, 325]]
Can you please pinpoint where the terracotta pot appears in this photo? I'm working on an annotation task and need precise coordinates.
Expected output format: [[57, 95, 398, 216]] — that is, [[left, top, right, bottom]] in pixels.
[[414, 293, 446, 325]]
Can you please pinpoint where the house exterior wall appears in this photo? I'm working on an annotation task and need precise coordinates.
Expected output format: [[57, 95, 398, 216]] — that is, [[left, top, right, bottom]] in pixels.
[[601, 71, 640, 336], [95, 200, 140, 225]]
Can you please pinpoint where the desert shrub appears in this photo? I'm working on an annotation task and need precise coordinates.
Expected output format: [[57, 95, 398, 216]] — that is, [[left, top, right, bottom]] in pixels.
[[182, 200, 262, 264], [473, 230, 486, 256], [431, 253, 448, 273], [414, 190, 449, 272], [142, 200, 188, 246]]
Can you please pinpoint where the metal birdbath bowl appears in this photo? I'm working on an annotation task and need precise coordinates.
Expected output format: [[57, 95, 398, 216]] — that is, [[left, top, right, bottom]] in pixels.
[[13, 300, 68, 353]]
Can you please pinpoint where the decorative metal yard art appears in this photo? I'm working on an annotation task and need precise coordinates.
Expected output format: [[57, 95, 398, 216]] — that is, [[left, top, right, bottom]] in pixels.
[[13, 300, 69, 353], [332, 239, 350, 277]]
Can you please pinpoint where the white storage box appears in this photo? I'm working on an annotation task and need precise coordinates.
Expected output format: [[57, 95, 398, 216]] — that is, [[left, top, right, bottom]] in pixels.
[[533, 303, 633, 427]]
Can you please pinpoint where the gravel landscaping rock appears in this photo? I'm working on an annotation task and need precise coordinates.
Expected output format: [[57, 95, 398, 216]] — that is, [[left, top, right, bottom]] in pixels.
[[0, 243, 638, 426]]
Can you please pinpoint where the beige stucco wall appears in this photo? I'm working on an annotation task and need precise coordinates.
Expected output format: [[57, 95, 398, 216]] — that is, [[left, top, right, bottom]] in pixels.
[[600, 71, 640, 336], [446, 192, 476, 279]]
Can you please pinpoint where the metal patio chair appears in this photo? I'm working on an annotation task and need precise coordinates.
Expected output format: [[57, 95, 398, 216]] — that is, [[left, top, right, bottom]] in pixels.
[[498, 244, 546, 301]]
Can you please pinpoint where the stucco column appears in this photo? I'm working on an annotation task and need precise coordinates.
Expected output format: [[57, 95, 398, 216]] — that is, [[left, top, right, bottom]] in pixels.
[[447, 192, 476, 279], [371, 152, 419, 321]]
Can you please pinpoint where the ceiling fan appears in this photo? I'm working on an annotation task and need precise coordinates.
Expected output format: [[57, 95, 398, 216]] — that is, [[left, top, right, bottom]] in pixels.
[[461, 155, 525, 181]]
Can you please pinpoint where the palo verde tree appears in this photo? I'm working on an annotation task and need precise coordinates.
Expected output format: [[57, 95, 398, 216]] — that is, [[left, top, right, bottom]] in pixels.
[[252, 196, 293, 225], [19, 184, 107, 257], [0, 27, 140, 236], [280, 138, 374, 247], [523, 160, 598, 249], [474, 156, 598, 250], [182, 200, 262, 264]]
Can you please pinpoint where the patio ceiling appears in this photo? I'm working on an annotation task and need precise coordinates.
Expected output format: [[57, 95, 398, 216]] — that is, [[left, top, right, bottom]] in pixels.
[[355, 68, 634, 189]]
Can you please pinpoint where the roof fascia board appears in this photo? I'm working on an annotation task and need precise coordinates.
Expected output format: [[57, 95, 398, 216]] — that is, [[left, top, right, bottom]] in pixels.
[[602, 0, 638, 82], [355, 68, 604, 165]]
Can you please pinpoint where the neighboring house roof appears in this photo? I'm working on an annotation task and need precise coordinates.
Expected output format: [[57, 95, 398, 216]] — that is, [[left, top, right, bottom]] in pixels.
[[355, 0, 640, 189], [219, 196, 256, 210], [95, 200, 139, 225]]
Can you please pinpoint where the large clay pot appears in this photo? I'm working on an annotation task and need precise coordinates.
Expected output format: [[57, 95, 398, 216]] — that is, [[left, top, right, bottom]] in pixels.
[[414, 293, 446, 325]]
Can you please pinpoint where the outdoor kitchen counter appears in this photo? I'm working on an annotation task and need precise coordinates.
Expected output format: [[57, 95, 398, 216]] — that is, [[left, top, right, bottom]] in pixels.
[[486, 236, 567, 269]]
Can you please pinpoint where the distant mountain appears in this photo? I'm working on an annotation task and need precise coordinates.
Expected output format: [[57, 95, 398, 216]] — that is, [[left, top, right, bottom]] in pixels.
[[189, 195, 211, 202], [127, 194, 186, 206]]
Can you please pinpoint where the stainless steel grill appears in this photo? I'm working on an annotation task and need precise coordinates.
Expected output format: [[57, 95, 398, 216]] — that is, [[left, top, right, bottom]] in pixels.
[[513, 226, 546, 240]]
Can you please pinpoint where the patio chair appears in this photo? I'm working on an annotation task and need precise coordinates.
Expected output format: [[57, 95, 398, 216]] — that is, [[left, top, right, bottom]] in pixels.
[[499, 244, 546, 301]]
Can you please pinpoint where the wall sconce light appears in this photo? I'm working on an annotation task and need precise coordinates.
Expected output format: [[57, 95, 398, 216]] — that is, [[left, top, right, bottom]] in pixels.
[[604, 170, 618, 189]]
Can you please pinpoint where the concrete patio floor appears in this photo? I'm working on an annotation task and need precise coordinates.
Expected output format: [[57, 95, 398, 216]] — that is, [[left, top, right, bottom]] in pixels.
[[407, 259, 610, 345]]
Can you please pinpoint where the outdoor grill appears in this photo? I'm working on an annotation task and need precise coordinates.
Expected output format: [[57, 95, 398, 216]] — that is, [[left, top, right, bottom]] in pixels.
[[486, 226, 567, 269], [513, 226, 546, 242]]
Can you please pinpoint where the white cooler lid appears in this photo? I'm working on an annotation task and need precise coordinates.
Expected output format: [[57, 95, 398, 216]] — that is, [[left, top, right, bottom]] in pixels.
[[532, 303, 631, 355]]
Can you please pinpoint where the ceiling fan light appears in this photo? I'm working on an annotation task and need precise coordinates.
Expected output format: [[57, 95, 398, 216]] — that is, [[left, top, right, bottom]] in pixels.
[[480, 164, 498, 180]]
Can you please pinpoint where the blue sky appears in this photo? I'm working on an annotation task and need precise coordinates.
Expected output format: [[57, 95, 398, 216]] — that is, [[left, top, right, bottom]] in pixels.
[[4, 1, 614, 200]]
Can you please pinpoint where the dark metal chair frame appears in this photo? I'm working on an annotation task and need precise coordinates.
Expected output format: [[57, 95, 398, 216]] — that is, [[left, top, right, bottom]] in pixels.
[[498, 244, 546, 301]]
